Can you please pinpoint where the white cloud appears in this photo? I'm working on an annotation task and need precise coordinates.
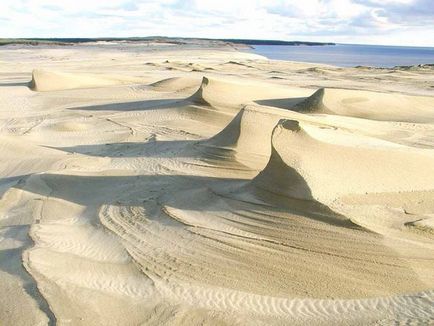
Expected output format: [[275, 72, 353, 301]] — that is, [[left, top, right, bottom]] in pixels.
[[0, 0, 433, 46]]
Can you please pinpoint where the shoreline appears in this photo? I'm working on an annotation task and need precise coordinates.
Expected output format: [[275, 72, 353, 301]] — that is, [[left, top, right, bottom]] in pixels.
[[248, 43, 434, 68]]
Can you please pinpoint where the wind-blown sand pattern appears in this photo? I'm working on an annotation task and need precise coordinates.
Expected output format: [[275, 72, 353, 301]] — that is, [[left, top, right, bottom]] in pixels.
[[0, 42, 433, 325]]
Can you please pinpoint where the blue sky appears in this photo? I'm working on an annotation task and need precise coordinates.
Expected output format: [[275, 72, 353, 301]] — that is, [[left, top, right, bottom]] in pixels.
[[1, 0, 433, 46]]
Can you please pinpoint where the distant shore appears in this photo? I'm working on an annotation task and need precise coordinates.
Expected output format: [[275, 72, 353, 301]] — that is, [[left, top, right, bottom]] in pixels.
[[0, 37, 335, 47]]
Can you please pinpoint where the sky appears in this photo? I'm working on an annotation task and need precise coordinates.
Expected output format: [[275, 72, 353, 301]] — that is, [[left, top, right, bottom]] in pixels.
[[1, 0, 433, 47]]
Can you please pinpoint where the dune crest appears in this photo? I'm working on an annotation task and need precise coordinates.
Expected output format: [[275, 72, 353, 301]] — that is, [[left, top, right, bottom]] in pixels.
[[251, 120, 312, 200], [188, 76, 212, 106]]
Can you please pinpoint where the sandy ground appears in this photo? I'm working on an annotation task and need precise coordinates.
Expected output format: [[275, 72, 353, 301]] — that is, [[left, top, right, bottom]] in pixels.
[[0, 42, 433, 325]]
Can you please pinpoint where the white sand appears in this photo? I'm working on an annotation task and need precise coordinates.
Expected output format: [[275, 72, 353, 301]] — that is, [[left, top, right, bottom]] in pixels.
[[0, 42, 433, 325]]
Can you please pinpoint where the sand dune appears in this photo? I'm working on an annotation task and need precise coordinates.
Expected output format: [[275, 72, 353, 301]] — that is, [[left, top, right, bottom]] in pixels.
[[200, 106, 302, 169], [188, 76, 309, 111], [1, 42, 433, 325], [30, 69, 144, 91], [149, 76, 201, 92], [251, 119, 434, 203], [295, 87, 434, 122]]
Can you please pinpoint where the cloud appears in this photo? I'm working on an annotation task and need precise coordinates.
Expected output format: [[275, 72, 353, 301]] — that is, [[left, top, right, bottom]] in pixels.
[[0, 0, 433, 46], [354, 0, 434, 23]]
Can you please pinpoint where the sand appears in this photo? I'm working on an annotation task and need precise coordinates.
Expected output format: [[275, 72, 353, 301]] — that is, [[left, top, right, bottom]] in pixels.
[[0, 41, 433, 326]]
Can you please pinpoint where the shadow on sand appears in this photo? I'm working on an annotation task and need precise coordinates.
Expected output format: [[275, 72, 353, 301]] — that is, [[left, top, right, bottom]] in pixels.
[[254, 97, 306, 110]]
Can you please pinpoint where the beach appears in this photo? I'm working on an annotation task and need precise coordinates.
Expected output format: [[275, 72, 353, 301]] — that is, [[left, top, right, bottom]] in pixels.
[[0, 41, 433, 325]]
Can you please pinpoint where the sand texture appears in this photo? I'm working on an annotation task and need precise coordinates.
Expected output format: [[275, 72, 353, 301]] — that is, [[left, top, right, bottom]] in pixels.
[[0, 42, 434, 325]]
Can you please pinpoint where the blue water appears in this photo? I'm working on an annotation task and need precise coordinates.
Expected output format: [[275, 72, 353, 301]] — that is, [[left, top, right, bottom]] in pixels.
[[250, 44, 434, 68]]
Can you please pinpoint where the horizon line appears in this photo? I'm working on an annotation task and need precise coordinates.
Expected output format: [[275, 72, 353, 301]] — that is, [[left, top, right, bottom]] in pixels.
[[2, 36, 434, 49]]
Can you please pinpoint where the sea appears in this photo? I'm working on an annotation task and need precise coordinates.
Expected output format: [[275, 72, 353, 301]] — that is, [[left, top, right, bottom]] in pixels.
[[249, 43, 434, 68]]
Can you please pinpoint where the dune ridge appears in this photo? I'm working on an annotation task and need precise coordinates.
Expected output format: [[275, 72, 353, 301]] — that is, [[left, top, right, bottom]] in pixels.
[[199, 106, 298, 169], [188, 76, 310, 110], [294, 87, 434, 122], [250, 118, 434, 204], [30, 69, 143, 91]]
